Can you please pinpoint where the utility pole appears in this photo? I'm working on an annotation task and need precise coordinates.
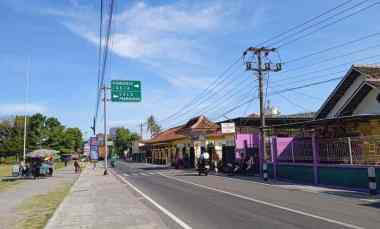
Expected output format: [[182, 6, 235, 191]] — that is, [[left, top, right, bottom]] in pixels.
[[23, 57, 31, 164], [243, 47, 282, 178], [140, 121, 143, 140], [103, 85, 109, 175]]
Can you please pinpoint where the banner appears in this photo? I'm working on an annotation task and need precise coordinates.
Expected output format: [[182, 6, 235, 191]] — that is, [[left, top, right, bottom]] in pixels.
[[221, 122, 235, 134], [89, 137, 98, 160]]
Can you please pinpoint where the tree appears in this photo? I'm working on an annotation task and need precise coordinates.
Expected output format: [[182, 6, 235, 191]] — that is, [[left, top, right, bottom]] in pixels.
[[146, 115, 161, 138], [114, 128, 139, 157], [0, 118, 23, 160], [63, 128, 83, 153], [28, 113, 47, 150], [44, 117, 65, 150], [0, 113, 83, 160]]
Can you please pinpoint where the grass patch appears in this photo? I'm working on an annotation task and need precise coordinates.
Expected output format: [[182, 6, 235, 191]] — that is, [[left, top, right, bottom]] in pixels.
[[0, 179, 21, 192], [16, 183, 72, 229], [0, 164, 21, 192], [0, 163, 12, 177]]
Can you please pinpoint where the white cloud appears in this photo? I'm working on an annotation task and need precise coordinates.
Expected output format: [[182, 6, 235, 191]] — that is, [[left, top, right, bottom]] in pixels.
[[0, 104, 47, 115], [114, 1, 223, 34], [41, 1, 265, 89]]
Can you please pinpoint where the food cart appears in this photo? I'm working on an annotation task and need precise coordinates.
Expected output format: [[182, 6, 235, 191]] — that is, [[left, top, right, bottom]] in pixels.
[[26, 149, 59, 177]]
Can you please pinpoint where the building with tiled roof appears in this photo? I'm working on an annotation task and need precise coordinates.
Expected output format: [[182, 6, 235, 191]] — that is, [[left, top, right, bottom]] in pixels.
[[316, 64, 380, 119]]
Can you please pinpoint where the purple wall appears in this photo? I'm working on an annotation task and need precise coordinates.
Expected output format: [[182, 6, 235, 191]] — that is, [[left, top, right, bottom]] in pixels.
[[235, 134, 260, 159], [275, 137, 294, 157]]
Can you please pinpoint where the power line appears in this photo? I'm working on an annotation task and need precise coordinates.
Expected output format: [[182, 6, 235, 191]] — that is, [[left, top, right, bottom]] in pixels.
[[283, 42, 380, 73], [277, 53, 380, 80], [214, 77, 343, 120], [154, 1, 358, 128], [255, 0, 354, 47], [267, 0, 370, 47], [93, 0, 115, 133], [93, 0, 104, 134], [155, 56, 243, 125], [285, 31, 380, 64], [277, 0, 380, 48], [275, 92, 311, 112], [160, 72, 248, 127], [164, 76, 257, 128]]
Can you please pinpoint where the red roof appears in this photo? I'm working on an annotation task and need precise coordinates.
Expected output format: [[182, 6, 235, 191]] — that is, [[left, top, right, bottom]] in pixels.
[[182, 115, 218, 130], [144, 126, 186, 144]]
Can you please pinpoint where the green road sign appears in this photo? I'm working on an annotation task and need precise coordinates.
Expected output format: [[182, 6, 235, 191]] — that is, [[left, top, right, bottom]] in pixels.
[[111, 80, 141, 102]]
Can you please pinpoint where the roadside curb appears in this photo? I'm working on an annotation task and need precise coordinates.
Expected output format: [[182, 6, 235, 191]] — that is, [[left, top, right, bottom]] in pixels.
[[43, 166, 84, 229]]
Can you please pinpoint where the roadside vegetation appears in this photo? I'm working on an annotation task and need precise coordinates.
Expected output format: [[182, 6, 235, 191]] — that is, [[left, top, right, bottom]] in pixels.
[[0, 113, 83, 163], [16, 183, 72, 229], [0, 156, 20, 191]]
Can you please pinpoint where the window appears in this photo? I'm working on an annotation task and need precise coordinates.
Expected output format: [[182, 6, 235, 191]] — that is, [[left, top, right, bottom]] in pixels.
[[377, 93, 380, 103]]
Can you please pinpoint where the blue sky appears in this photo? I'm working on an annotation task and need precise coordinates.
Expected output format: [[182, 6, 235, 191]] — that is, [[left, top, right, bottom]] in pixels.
[[1, 0, 380, 138]]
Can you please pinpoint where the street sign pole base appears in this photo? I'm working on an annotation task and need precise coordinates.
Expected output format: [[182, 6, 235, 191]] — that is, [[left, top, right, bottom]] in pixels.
[[104, 169, 108, 175]]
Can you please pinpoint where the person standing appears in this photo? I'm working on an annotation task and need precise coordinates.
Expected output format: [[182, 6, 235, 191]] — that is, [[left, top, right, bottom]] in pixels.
[[73, 160, 80, 173]]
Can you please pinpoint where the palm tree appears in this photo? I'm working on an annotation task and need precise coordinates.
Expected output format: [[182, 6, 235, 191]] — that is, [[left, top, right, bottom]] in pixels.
[[146, 115, 161, 138]]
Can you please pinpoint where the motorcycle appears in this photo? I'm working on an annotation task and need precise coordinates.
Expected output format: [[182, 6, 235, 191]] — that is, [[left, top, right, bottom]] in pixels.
[[198, 160, 210, 176], [223, 162, 241, 176], [110, 159, 116, 168]]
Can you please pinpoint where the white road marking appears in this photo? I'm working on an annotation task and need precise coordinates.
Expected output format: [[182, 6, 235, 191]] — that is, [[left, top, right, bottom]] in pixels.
[[161, 174, 364, 229], [141, 173, 149, 176], [116, 174, 192, 229], [213, 174, 273, 187], [123, 173, 129, 177]]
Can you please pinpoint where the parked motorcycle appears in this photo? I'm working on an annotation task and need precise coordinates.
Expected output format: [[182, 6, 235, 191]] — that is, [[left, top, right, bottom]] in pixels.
[[198, 161, 210, 176]]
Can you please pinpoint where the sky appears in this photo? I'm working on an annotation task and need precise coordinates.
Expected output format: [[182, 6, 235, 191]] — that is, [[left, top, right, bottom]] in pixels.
[[1, 0, 380, 139]]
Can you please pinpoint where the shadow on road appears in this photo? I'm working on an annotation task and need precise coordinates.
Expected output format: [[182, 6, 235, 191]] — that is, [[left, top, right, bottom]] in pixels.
[[360, 201, 380, 209], [141, 167, 171, 171], [175, 173, 199, 177]]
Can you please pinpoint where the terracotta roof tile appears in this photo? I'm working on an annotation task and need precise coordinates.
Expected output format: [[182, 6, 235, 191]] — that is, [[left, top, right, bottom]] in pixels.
[[144, 126, 186, 144], [183, 115, 218, 130]]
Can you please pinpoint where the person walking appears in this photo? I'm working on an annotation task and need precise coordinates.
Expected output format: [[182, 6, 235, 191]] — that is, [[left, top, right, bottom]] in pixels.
[[73, 160, 80, 173]]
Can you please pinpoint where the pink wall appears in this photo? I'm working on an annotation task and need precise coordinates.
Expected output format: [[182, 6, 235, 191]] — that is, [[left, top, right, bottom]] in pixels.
[[235, 134, 260, 159], [235, 133, 260, 149], [275, 137, 294, 157]]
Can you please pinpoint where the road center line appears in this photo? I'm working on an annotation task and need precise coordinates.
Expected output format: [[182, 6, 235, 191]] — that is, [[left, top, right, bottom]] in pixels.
[[160, 174, 364, 229], [116, 174, 192, 229]]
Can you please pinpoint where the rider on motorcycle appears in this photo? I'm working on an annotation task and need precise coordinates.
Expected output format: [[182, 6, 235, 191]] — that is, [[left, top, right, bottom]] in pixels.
[[198, 151, 210, 175]]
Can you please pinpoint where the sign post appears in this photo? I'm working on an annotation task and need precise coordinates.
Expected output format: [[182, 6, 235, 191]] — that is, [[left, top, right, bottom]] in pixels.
[[221, 122, 236, 134], [111, 80, 142, 102], [104, 79, 142, 173]]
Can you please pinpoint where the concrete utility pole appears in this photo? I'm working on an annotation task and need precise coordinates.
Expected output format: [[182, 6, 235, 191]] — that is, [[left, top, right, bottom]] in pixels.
[[244, 47, 282, 178], [140, 121, 143, 140], [23, 57, 31, 164], [103, 85, 109, 175]]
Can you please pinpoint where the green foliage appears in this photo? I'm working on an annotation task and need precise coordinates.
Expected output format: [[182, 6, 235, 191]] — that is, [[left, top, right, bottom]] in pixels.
[[0, 113, 83, 159], [146, 115, 161, 138], [114, 127, 139, 157]]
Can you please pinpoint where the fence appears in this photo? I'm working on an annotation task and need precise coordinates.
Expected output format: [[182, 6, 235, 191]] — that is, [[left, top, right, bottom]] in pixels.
[[274, 135, 380, 165], [268, 135, 380, 190], [274, 137, 313, 163]]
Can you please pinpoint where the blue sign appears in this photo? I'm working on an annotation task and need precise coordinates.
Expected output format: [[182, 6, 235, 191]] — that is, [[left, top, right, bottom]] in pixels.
[[89, 137, 98, 160]]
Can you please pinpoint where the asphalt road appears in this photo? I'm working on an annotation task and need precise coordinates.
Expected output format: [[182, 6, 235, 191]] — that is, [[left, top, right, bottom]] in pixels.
[[113, 162, 380, 229]]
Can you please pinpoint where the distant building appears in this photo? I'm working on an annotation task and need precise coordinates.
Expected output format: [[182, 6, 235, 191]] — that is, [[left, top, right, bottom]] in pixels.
[[109, 127, 121, 139]]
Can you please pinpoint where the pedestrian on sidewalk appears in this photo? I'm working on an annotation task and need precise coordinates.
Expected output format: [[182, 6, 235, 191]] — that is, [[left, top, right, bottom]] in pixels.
[[73, 160, 81, 173]]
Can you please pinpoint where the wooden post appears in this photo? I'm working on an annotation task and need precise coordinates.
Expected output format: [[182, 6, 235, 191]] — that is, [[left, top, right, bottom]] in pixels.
[[347, 137, 353, 164], [291, 140, 295, 163], [312, 132, 319, 185], [272, 137, 278, 180]]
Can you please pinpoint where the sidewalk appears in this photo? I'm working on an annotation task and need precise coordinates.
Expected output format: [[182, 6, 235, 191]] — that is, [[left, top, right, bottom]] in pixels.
[[44, 164, 169, 229], [0, 164, 79, 229]]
